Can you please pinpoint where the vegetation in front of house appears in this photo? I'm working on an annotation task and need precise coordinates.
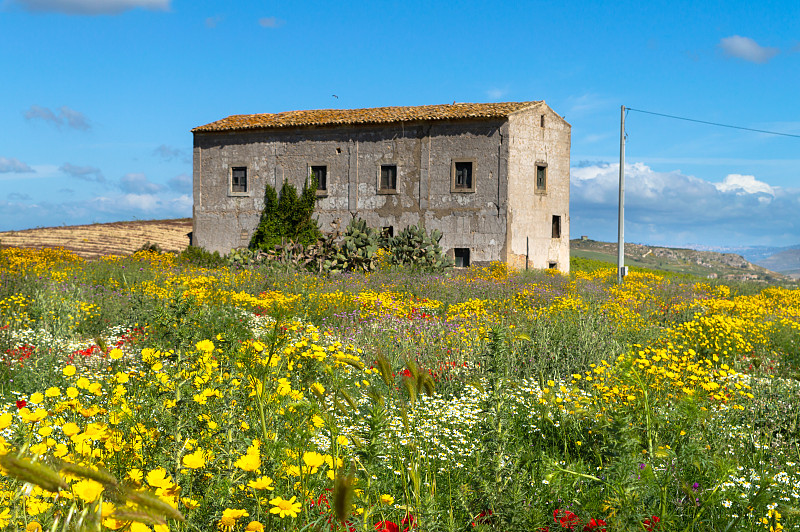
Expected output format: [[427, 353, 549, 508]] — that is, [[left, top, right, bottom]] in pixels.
[[0, 246, 798, 531]]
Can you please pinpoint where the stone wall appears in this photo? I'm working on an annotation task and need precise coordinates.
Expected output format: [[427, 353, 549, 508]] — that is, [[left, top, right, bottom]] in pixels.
[[193, 119, 511, 263], [506, 107, 571, 272], [192, 108, 570, 270]]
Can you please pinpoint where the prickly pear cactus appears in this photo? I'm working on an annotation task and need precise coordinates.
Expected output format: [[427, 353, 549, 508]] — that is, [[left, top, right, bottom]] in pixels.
[[388, 225, 453, 272]]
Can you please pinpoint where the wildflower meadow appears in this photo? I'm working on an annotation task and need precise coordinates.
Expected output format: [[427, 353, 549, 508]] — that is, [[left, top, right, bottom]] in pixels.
[[0, 247, 798, 531]]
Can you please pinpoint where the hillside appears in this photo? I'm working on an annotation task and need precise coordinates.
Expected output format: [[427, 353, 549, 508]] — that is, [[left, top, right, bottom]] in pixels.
[[757, 248, 800, 279], [0, 219, 193, 259], [571, 238, 789, 283]]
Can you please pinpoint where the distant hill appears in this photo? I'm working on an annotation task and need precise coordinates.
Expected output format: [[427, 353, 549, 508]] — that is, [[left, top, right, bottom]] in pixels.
[[571, 238, 791, 283], [758, 248, 800, 279], [0, 219, 193, 258]]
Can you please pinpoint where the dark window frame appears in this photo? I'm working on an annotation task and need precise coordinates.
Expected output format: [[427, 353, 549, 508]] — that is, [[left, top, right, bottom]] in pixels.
[[454, 248, 471, 268], [552, 215, 562, 239], [230, 166, 248, 195], [535, 162, 548, 193], [450, 159, 477, 193], [309, 164, 328, 196], [378, 164, 398, 194]]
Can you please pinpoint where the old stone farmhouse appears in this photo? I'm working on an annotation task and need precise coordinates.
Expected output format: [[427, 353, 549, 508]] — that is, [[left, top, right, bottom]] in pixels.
[[191, 101, 570, 270]]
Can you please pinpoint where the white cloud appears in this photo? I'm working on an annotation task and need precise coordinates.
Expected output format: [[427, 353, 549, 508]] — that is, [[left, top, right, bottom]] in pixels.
[[714, 174, 775, 196], [718, 35, 779, 64], [258, 16, 284, 28], [24, 105, 90, 130], [570, 162, 800, 247], [0, 157, 34, 173], [10, 0, 170, 15], [120, 173, 163, 194], [60, 162, 104, 182]]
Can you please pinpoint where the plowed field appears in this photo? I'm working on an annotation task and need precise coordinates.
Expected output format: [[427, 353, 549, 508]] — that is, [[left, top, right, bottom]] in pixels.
[[0, 219, 193, 258]]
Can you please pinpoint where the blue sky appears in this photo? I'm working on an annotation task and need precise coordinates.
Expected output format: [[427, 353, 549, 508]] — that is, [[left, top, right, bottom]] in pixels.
[[1, 0, 798, 248]]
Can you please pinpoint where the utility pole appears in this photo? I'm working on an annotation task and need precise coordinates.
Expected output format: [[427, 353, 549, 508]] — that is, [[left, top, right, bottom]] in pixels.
[[617, 105, 626, 283]]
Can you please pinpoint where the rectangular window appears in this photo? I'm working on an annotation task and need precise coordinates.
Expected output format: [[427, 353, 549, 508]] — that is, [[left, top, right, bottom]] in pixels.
[[548, 262, 558, 269], [540, 114, 546, 128], [455, 162, 472, 189], [311, 165, 327, 191], [552, 215, 561, 239], [454, 248, 471, 268], [451, 159, 476, 192], [231, 167, 247, 193], [536, 164, 547, 192], [380, 165, 397, 191]]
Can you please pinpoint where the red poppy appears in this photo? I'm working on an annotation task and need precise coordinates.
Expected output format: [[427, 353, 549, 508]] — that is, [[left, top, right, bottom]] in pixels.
[[15, 400, 26, 409], [401, 514, 415, 531], [374, 521, 399, 532], [472, 510, 494, 527], [554, 509, 581, 529], [583, 518, 607, 531], [643, 516, 660, 530]]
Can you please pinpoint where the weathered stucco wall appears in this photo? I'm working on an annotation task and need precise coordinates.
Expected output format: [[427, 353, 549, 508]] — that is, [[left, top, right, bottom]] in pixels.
[[506, 107, 571, 272], [193, 120, 512, 264]]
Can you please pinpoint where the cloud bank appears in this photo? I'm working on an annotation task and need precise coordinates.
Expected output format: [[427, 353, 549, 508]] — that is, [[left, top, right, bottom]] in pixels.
[[718, 35, 779, 64], [10, 0, 170, 15], [571, 162, 800, 247]]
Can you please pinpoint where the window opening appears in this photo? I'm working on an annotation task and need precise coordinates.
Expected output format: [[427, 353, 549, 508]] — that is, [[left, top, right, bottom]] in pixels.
[[380, 165, 397, 191], [231, 167, 247, 193], [454, 248, 471, 268], [311, 166, 327, 191], [552, 215, 561, 239], [454, 162, 473, 189], [536, 164, 547, 192], [548, 262, 558, 269]]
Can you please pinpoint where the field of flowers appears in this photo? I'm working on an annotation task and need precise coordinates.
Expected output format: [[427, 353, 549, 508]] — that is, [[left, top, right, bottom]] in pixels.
[[0, 247, 798, 531]]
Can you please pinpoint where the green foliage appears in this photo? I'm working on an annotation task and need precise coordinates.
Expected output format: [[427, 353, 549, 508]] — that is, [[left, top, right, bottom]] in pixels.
[[321, 218, 381, 274], [177, 245, 227, 269], [388, 224, 453, 272], [249, 179, 321, 252]]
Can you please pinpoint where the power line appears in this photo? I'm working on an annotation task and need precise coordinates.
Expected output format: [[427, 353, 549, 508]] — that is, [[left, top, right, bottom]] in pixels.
[[625, 107, 800, 139]]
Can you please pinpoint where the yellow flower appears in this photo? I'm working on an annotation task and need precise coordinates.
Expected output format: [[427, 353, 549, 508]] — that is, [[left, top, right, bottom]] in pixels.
[[45, 387, 60, 398], [146, 468, 172, 489], [196, 340, 215, 353], [0, 413, 12, 430], [303, 451, 325, 472], [63, 365, 76, 377], [26, 522, 43, 532], [109, 348, 124, 360], [62, 422, 81, 437], [247, 476, 275, 490], [182, 497, 200, 509], [66, 387, 79, 399], [245, 522, 265, 532], [380, 494, 394, 505], [29, 392, 43, 403], [73, 479, 104, 502], [234, 451, 260, 472], [269, 496, 302, 518], [182, 449, 206, 469]]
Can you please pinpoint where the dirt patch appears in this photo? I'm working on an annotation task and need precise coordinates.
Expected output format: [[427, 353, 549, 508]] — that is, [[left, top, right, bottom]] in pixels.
[[0, 219, 193, 259]]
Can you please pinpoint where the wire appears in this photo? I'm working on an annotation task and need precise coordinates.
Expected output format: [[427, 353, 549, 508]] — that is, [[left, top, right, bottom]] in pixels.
[[625, 107, 800, 139]]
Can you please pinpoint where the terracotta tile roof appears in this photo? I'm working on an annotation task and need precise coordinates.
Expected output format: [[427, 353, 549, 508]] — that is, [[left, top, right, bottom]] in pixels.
[[193, 101, 544, 133]]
